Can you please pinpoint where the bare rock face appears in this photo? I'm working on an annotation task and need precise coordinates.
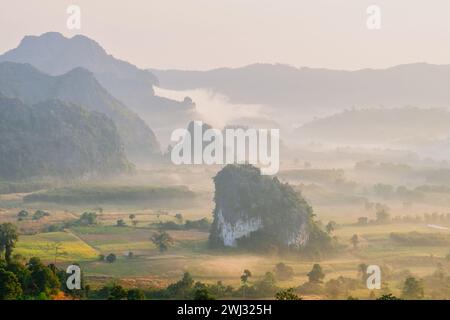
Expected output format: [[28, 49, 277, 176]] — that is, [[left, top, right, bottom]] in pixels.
[[209, 164, 313, 249]]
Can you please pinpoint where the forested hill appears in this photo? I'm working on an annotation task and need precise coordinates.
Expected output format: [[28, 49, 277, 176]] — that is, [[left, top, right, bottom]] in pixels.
[[0, 62, 160, 161], [0, 96, 132, 180]]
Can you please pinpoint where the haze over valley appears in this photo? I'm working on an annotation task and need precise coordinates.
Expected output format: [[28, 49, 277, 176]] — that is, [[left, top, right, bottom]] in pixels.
[[1, 1, 450, 301]]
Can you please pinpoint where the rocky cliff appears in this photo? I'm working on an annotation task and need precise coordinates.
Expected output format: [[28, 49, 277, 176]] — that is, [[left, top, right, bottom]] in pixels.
[[209, 164, 313, 249]]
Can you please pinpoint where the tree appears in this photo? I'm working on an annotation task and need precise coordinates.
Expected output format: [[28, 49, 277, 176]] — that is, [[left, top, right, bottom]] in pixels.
[[129, 214, 138, 227], [307, 264, 325, 283], [5, 259, 31, 291], [79, 212, 97, 226], [0, 268, 22, 299], [0, 223, 19, 263], [357, 217, 368, 225], [32, 210, 50, 221], [193, 287, 215, 300], [17, 210, 29, 221], [27, 257, 60, 296], [108, 284, 127, 300], [325, 278, 344, 299], [240, 269, 252, 298], [350, 234, 359, 249], [325, 221, 336, 234], [165, 272, 194, 299], [127, 288, 145, 300], [93, 206, 103, 214], [175, 213, 184, 224], [377, 293, 402, 300], [402, 277, 424, 299], [241, 269, 252, 285], [254, 272, 277, 296], [375, 208, 390, 224], [151, 230, 174, 253], [274, 262, 294, 280], [116, 219, 127, 227], [106, 253, 117, 263], [275, 288, 302, 300], [358, 263, 368, 283]]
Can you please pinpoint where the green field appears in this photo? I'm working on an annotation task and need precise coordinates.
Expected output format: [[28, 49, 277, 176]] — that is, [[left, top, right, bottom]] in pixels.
[[15, 231, 98, 262], [10, 220, 448, 299], [2, 175, 450, 299]]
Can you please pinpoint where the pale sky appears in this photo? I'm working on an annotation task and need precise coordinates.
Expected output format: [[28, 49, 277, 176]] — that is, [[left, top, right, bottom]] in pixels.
[[1, 0, 450, 70]]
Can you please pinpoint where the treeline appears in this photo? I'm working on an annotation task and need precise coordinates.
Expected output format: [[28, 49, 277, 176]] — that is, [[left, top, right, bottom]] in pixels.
[[390, 232, 450, 246], [150, 218, 211, 232], [92, 270, 281, 300], [0, 222, 85, 300], [370, 183, 450, 201], [356, 206, 450, 226], [0, 181, 53, 195], [91, 260, 450, 300], [0, 256, 83, 300], [23, 185, 196, 204]]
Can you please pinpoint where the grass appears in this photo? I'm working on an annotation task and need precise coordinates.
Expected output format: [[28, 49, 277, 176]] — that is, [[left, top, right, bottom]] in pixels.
[[6, 194, 450, 299], [12, 221, 446, 292], [15, 231, 98, 262]]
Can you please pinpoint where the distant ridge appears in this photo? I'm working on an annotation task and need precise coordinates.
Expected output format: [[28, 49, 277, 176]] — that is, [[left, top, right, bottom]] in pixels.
[[150, 62, 450, 111]]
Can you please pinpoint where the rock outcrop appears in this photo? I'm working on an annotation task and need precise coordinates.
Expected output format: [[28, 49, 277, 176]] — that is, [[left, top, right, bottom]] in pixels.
[[209, 164, 312, 248]]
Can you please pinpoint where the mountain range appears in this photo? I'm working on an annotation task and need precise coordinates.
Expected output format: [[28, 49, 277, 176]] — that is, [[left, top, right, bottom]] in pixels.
[[151, 63, 450, 113], [0, 32, 198, 142]]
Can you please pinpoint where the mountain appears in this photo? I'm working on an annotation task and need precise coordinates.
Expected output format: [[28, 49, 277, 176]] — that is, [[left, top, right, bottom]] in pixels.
[[0, 95, 131, 180], [0, 32, 197, 141], [295, 107, 450, 145], [0, 62, 160, 161], [150, 63, 450, 112]]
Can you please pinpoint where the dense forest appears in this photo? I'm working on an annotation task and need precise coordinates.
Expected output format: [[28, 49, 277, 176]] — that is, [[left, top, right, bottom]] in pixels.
[[0, 96, 132, 180]]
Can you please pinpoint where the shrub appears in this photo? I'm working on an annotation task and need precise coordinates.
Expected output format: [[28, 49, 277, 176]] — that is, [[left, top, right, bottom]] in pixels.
[[274, 263, 294, 280], [106, 253, 117, 263]]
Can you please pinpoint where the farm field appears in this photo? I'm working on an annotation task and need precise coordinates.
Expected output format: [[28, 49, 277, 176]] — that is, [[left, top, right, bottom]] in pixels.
[[7, 199, 449, 298]]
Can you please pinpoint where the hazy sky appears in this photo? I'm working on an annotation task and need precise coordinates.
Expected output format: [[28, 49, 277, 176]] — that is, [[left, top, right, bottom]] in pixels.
[[1, 0, 450, 70]]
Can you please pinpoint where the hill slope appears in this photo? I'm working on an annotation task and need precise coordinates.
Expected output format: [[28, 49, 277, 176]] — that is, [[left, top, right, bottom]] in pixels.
[[0, 32, 197, 139], [0, 96, 131, 180], [0, 62, 160, 161]]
